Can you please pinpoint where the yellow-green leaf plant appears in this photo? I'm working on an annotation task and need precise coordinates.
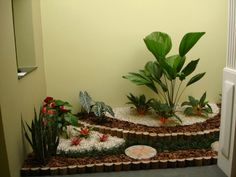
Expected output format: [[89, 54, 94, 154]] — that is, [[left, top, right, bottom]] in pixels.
[[123, 31, 206, 120]]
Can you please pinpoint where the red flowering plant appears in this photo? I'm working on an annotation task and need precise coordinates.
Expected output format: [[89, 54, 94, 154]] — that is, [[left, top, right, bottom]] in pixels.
[[99, 134, 109, 142], [79, 127, 91, 139], [70, 137, 82, 146], [41, 96, 78, 135]]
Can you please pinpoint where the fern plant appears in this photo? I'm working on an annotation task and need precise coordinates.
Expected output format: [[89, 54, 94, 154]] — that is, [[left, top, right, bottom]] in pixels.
[[126, 93, 153, 115], [22, 109, 59, 165], [181, 92, 212, 117]]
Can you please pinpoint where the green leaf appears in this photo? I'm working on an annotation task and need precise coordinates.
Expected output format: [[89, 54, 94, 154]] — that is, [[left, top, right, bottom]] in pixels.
[[181, 101, 191, 107], [144, 61, 163, 80], [144, 32, 172, 60], [186, 72, 205, 86], [104, 105, 115, 117], [184, 107, 193, 116], [181, 59, 200, 77], [159, 59, 176, 79], [179, 32, 205, 57], [79, 91, 92, 113], [54, 100, 65, 106], [199, 92, 207, 106], [123, 72, 158, 93]]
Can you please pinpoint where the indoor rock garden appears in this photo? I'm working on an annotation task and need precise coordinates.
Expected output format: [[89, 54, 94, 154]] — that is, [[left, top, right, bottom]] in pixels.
[[21, 31, 221, 176]]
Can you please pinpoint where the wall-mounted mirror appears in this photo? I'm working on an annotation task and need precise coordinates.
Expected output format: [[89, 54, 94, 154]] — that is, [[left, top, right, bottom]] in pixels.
[[12, 0, 37, 79]]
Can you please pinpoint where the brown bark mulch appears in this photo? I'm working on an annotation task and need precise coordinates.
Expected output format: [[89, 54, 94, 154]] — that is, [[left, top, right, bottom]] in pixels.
[[79, 113, 220, 134], [22, 149, 217, 168]]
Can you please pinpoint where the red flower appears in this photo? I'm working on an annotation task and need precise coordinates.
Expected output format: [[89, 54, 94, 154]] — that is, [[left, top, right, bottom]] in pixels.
[[79, 127, 90, 136], [47, 109, 56, 115], [49, 102, 56, 108], [44, 97, 53, 104], [71, 137, 81, 146], [41, 106, 47, 113], [60, 106, 68, 112], [99, 134, 109, 142]]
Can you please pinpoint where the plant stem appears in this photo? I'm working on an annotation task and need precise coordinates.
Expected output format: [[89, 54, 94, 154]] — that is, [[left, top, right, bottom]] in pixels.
[[163, 75, 171, 106], [174, 81, 183, 106], [175, 86, 187, 107]]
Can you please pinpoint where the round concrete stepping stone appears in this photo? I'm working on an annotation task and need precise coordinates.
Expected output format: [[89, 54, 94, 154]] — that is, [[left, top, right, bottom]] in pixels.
[[125, 145, 157, 160], [211, 141, 219, 152]]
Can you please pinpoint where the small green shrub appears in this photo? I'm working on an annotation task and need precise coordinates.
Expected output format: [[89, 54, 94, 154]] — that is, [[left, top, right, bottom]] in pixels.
[[126, 93, 153, 115], [182, 92, 212, 117], [22, 109, 59, 165], [41, 97, 78, 134], [150, 100, 182, 123]]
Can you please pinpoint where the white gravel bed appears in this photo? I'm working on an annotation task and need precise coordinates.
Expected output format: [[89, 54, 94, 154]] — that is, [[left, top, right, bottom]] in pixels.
[[57, 127, 125, 154], [109, 103, 219, 127]]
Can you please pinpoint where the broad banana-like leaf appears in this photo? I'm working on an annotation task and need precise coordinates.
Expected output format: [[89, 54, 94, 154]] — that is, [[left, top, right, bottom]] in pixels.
[[179, 32, 205, 57], [144, 32, 172, 60], [181, 59, 200, 79]]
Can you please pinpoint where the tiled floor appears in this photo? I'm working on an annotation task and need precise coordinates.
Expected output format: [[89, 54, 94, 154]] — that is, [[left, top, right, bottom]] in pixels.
[[41, 165, 227, 177]]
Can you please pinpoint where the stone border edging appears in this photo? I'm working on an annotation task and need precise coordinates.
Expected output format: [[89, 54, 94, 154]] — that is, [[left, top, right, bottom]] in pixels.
[[78, 121, 220, 141], [20, 155, 218, 176]]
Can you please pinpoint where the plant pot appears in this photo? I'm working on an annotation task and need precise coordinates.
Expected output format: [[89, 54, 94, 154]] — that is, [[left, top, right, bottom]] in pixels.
[[142, 132, 149, 143], [68, 165, 77, 174], [122, 130, 129, 139], [141, 161, 150, 169], [150, 160, 159, 169], [194, 157, 203, 166], [104, 163, 113, 172], [159, 160, 168, 169], [177, 159, 185, 168], [86, 164, 95, 173], [212, 156, 218, 164], [184, 132, 191, 141], [59, 166, 68, 175], [116, 129, 123, 138], [30, 167, 40, 176], [186, 158, 194, 167], [50, 167, 59, 176], [20, 168, 30, 176], [122, 162, 131, 171], [171, 133, 178, 141], [203, 157, 212, 165], [77, 165, 86, 173], [41, 167, 50, 176], [168, 159, 177, 168], [114, 162, 122, 171], [131, 161, 141, 170], [95, 163, 104, 172], [149, 133, 157, 144]]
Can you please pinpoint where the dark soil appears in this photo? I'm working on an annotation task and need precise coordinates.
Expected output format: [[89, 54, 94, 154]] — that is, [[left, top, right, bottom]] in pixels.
[[79, 113, 220, 134], [22, 149, 217, 168]]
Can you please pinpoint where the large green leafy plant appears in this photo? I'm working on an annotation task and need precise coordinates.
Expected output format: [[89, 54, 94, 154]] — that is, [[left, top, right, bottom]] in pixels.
[[79, 91, 115, 122], [22, 109, 59, 165], [123, 32, 206, 118]]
